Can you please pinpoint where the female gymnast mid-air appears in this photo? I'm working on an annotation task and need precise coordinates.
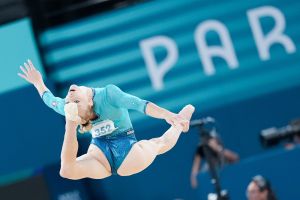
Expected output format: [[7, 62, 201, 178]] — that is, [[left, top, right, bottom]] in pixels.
[[18, 60, 195, 180]]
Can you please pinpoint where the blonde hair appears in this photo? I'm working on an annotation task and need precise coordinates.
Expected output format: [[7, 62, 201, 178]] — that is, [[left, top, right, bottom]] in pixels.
[[64, 103, 92, 134]]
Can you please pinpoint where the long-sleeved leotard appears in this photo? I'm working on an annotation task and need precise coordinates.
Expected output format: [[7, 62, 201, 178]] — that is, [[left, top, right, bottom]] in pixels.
[[42, 84, 149, 135]]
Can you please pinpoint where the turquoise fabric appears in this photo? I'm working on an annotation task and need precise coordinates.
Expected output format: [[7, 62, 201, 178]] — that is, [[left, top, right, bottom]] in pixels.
[[42, 84, 149, 133], [42, 91, 65, 115], [91, 130, 137, 175]]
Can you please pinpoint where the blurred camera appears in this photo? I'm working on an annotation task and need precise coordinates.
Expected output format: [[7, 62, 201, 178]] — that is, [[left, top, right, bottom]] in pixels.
[[260, 121, 300, 147]]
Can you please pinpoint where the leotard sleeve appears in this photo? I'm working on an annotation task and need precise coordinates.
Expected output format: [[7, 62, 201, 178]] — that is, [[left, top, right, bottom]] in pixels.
[[105, 84, 149, 113], [41, 91, 65, 116]]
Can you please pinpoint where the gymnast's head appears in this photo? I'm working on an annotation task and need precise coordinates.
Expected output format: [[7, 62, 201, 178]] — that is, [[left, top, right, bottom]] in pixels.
[[65, 84, 94, 125]]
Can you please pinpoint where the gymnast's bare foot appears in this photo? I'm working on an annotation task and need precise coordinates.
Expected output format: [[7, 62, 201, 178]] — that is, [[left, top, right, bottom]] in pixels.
[[178, 104, 195, 132]]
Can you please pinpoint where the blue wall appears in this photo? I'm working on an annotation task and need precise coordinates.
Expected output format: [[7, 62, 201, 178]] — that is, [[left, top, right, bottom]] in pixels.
[[0, 19, 44, 95], [0, 81, 65, 177], [40, 0, 300, 118], [0, 18, 64, 183]]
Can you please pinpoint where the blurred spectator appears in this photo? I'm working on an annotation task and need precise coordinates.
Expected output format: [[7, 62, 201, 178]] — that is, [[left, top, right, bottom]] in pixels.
[[190, 129, 239, 189], [246, 175, 277, 200]]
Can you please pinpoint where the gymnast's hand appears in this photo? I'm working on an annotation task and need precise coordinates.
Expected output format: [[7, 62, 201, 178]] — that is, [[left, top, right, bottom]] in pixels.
[[18, 59, 44, 87]]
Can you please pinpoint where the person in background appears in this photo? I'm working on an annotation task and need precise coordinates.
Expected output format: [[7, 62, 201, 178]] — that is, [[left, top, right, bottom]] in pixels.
[[247, 175, 278, 200], [190, 129, 239, 189]]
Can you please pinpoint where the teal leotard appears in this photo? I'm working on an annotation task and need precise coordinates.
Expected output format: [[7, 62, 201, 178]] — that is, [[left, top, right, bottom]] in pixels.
[[42, 84, 149, 174]]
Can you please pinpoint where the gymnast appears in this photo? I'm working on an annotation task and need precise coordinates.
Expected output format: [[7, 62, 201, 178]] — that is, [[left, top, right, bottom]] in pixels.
[[18, 60, 195, 180]]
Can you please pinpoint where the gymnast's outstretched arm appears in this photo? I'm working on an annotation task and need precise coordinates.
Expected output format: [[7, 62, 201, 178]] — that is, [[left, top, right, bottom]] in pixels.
[[18, 59, 65, 116], [105, 84, 186, 127]]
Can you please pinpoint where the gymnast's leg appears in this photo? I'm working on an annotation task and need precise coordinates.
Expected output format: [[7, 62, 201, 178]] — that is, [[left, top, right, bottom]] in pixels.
[[59, 120, 112, 180], [117, 104, 195, 176]]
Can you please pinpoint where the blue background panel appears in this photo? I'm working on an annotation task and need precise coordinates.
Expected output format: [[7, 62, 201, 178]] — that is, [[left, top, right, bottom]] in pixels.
[[0, 81, 64, 177], [0, 18, 44, 95]]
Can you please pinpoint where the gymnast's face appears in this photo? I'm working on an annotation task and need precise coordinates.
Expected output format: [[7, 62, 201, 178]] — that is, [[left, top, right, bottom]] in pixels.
[[65, 84, 92, 120]]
